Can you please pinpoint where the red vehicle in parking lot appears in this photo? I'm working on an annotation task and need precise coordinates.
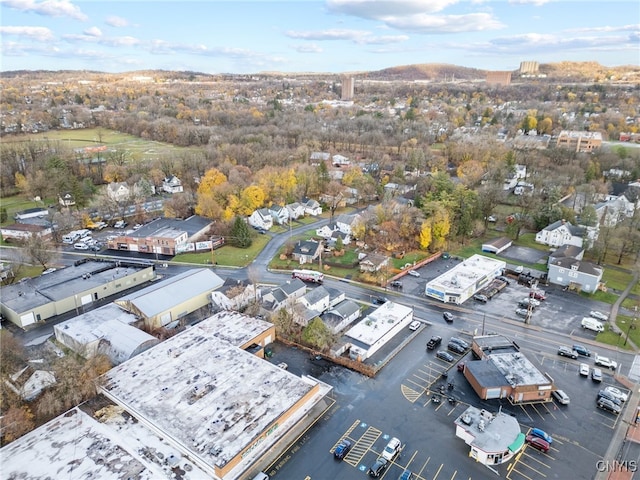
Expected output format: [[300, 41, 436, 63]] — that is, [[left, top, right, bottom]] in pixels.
[[526, 434, 550, 453]]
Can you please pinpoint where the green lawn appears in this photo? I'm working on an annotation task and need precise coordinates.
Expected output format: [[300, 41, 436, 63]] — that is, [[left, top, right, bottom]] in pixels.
[[0, 195, 56, 227], [601, 268, 634, 292], [173, 234, 270, 267]]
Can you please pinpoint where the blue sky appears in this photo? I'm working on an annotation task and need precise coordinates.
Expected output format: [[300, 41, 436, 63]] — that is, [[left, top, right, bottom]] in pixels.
[[1, 0, 638, 74]]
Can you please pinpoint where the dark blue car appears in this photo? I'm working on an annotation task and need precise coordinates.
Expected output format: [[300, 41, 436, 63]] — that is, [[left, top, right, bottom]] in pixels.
[[333, 439, 352, 460]]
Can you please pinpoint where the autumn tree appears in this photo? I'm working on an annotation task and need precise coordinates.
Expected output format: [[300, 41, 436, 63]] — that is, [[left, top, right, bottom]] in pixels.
[[195, 168, 228, 219], [1, 405, 35, 444], [24, 234, 56, 269], [419, 222, 432, 250]]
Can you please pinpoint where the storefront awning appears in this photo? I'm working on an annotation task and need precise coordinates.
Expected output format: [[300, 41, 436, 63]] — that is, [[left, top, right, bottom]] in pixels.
[[508, 433, 525, 453]]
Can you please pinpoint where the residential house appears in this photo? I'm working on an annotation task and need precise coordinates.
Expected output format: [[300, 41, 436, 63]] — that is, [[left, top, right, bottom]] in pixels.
[[291, 240, 322, 264], [315, 224, 337, 240], [359, 252, 390, 273], [335, 213, 361, 237], [303, 199, 322, 216], [248, 208, 274, 230], [298, 286, 330, 314], [162, 175, 183, 194], [210, 278, 260, 312], [330, 230, 351, 246], [547, 257, 603, 293], [596, 192, 640, 227], [261, 278, 306, 311], [5, 366, 56, 401], [548, 244, 585, 266], [286, 202, 306, 221], [107, 182, 131, 202], [535, 220, 585, 248], [58, 192, 75, 207], [321, 300, 361, 334], [0, 223, 53, 242], [269, 205, 290, 225], [310, 152, 330, 165], [332, 154, 350, 166]]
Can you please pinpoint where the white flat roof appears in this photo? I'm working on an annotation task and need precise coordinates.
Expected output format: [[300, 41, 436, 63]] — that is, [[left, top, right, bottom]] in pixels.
[[426, 254, 506, 295], [344, 301, 413, 347], [0, 406, 210, 479], [99, 317, 320, 472], [197, 310, 273, 346]]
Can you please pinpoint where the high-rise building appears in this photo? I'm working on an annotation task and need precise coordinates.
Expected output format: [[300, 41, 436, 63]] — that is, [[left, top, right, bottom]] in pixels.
[[341, 76, 354, 100]]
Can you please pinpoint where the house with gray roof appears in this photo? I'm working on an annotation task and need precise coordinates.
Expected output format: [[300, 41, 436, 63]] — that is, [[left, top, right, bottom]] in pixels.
[[535, 219, 585, 248], [547, 244, 584, 266], [261, 278, 306, 311], [292, 240, 322, 264], [298, 286, 330, 313], [359, 252, 390, 273], [547, 257, 603, 293], [321, 300, 361, 334], [269, 204, 290, 225], [248, 208, 274, 230]]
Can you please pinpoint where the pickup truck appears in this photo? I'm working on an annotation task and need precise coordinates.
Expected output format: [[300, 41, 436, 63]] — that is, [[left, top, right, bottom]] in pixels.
[[427, 336, 442, 350]]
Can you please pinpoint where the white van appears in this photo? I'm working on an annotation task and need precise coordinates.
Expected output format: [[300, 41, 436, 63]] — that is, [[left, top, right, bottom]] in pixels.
[[581, 317, 604, 332], [62, 231, 81, 244], [73, 242, 89, 250]]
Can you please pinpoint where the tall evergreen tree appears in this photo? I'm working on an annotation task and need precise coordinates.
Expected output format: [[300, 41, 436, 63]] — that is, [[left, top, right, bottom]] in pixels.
[[231, 216, 252, 248]]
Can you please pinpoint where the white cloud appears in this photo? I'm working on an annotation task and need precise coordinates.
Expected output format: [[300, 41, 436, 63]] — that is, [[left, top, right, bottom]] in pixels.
[[1, 0, 87, 21], [62, 33, 140, 47], [293, 43, 323, 53], [566, 24, 640, 34], [381, 13, 504, 33], [286, 29, 409, 45], [326, 0, 459, 17], [105, 15, 129, 28], [83, 26, 102, 37], [508, 0, 554, 5], [0, 25, 54, 41]]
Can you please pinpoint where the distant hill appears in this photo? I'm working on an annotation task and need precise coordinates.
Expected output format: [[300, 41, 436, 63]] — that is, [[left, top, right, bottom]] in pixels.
[[361, 63, 487, 82]]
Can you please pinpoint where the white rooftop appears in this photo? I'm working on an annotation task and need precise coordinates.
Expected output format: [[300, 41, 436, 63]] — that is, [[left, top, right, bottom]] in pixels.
[[99, 316, 323, 475], [490, 352, 550, 386], [344, 301, 413, 347], [197, 310, 274, 346], [0, 406, 210, 479], [455, 406, 521, 453], [426, 254, 505, 294]]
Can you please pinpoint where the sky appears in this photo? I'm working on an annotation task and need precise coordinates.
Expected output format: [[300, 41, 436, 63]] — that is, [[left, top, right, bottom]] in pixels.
[[1, 0, 639, 74]]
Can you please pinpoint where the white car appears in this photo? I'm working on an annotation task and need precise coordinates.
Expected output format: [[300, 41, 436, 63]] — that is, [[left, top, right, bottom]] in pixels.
[[381, 437, 401, 461], [594, 354, 618, 370], [408, 270, 420, 277], [579, 363, 590, 377], [409, 321, 421, 331], [604, 386, 628, 402], [73, 242, 89, 250], [552, 389, 570, 405], [515, 265, 524, 273], [590, 311, 609, 322]]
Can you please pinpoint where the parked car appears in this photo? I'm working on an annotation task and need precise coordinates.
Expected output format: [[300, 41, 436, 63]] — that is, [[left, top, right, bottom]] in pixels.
[[604, 386, 628, 402], [276, 362, 288, 370], [597, 397, 621, 415], [398, 470, 413, 480], [447, 342, 466, 354], [579, 363, 590, 377], [552, 389, 570, 405], [114, 220, 127, 228], [368, 457, 388, 477], [381, 437, 401, 461], [409, 320, 421, 331], [473, 294, 488, 303], [427, 336, 442, 350], [390, 280, 403, 289], [597, 390, 622, 406], [496, 275, 511, 285], [590, 310, 609, 322], [443, 312, 454, 323], [518, 297, 540, 308], [529, 290, 547, 301], [572, 344, 591, 357], [557, 346, 578, 359], [73, 242, 89, 250], [515, 308, 529, 318], [526, 434, 550, 453], [436, 350, 455, 363], [407, 270, 420, 277], [594, 354, 618, 370], [515, 265, 524, 274], [449, 337, 470, 350], [591, 367, 603, 382], [530, 428, 553, 444], [333, 439, 352, 460]]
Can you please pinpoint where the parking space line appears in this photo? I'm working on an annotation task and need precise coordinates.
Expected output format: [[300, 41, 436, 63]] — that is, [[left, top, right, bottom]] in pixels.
[[342, 426, 381, 467], [406, 377, 428, 389], [329, 418, 360, 454], [523, 449, 553, 467], [539, 402, 557, 420], [518, 404, 534, 422], [432, 463, 444, 479], [509, 466, 536, 480]]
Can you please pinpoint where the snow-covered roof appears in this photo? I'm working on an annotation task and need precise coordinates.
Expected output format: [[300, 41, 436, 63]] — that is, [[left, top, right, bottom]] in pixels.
[[0, 406, 211, 479], [99, 316, 321, 473], [116, 268, 223, 318]]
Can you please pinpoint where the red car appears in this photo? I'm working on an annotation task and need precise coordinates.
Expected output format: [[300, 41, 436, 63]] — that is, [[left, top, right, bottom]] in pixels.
[[529, 290, 547, 301], [526, 434, 550, 453]]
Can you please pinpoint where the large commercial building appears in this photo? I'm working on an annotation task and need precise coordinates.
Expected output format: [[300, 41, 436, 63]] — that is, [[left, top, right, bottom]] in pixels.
[[464, 335, 554, 404], [485, 71, 512, 86], [556, 130, 602, 153], [341, 76, 355, 101], [425, 255, 506, 304], [0, 260, 156, 329]]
